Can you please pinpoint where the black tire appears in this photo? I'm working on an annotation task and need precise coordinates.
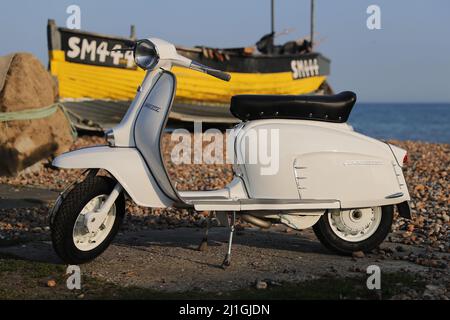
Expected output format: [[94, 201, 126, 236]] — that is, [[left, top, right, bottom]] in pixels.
[[313, 205, 393, 255], [51, 176, 125, 264]]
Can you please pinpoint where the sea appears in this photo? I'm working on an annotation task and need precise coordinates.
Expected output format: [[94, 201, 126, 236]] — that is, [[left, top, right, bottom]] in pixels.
[[167, 102, 450, 144], [348, 103, 450, 144]]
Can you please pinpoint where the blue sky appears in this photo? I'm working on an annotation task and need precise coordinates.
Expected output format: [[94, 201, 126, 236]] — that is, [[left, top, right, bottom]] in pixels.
[[1, 0, 449, 102]]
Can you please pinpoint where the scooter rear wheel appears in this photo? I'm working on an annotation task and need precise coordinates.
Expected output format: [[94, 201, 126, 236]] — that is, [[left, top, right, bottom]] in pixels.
[[51, 176, 125, 264], [313, 205, 393, 255]]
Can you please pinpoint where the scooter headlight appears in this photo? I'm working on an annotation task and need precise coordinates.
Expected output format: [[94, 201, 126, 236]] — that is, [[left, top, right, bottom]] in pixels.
[[134, 39, 159, 70]]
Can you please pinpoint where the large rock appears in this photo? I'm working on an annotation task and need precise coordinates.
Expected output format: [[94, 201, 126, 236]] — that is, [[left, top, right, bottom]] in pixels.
[[0, 53, 74, 176]]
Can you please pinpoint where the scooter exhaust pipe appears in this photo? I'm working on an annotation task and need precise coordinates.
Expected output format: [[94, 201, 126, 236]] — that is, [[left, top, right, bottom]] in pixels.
[[240, 214, 272, 229]]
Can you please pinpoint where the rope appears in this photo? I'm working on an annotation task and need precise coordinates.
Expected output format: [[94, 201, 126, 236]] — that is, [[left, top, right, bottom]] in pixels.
[[0, 103, 78, 139]]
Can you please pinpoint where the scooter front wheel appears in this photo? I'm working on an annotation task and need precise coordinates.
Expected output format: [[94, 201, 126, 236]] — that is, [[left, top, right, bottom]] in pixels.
[[51, 176, 125, 264], [313, 206, 393, 255]]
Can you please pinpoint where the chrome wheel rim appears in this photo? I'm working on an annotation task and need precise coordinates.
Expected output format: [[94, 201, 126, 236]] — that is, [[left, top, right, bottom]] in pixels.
[[328, 207, 382, 242], [72, 195, 116, 251]]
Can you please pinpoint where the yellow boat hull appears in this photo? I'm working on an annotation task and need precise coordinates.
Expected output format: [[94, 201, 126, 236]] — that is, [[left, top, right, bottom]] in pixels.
[[50, 50, 326, 105]]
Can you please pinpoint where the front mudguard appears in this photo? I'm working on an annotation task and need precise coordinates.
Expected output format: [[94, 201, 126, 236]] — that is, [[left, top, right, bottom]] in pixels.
[[52, 146, 174, 208], [48, 169, 98, 227]]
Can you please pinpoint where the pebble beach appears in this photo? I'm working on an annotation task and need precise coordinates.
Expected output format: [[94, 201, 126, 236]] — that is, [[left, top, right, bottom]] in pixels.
[[0, 134, 448, 299], [0, 134, 448, 250]]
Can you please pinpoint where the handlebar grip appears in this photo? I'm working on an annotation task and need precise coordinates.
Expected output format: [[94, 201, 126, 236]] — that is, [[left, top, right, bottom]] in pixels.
[[205, 69, 231, 82], [189, 61, 231, 82]]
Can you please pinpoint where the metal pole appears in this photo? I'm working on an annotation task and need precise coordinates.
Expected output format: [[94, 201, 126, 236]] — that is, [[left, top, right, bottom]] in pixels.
[[310, 0, 315, 49], [221, 212, 236, 269], [271, 0, 275, 34], [130, 25, 136, 40]]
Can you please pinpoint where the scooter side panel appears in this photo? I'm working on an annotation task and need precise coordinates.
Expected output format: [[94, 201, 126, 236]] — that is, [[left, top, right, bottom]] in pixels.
[[296, 151, 407, 208], [235, 119, 410, 208], [52, 146, 174, 208]]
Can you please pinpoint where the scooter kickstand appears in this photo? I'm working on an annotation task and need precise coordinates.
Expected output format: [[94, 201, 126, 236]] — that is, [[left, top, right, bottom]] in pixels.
[[221, 212, 236, 269], [198, 212, 210, 252]]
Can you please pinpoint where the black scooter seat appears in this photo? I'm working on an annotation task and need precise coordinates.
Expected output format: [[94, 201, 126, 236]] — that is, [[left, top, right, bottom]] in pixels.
[[230, 91, 357, 123]]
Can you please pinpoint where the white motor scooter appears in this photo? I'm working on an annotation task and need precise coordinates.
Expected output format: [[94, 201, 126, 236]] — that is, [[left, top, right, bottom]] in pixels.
[[50, 38, 412, 265]]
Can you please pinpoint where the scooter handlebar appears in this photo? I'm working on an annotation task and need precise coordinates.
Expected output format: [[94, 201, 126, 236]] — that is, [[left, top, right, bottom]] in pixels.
[[205, 68, 231, 82], [190, 61, 231, 82]]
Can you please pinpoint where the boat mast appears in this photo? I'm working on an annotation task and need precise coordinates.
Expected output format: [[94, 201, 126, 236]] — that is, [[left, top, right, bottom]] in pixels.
[[271, 0, 275, 34], [310, 0, 315, 49], [130, 25, 136, 40]]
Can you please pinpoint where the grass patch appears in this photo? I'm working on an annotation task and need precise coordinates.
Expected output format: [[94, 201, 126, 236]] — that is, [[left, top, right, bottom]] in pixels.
[[99, 273, 424, 300], [214, 273, 425, 300], [0, 253, 65, 277], [0, 253, 425, 300]]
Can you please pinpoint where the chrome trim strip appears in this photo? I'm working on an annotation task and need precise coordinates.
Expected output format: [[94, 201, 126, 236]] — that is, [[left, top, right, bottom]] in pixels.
[[385, 192, 404, 199]]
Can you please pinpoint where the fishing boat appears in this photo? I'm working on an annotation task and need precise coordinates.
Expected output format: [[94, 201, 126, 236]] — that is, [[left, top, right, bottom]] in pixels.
[[47, 1, 332, 129]]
